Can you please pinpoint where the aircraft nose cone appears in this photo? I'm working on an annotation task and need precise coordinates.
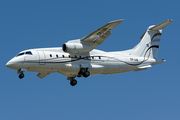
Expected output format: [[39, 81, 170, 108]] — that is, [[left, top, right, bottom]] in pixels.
[[6, 58, 18, 69], [6, 57, 23, 70], [6, 61, 13, 68]]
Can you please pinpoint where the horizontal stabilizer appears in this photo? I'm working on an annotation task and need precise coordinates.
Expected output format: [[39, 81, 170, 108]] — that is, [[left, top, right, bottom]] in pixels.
[[149, 20, 173, 31], [137, 65, 152, 69], [133, 65, 151, 71], [133, 68, 147, 71], [151, 59, 166, 65]]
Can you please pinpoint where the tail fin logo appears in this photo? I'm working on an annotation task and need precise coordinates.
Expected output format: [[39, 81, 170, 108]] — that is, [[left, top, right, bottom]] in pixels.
[[151, 33, 162, 41]]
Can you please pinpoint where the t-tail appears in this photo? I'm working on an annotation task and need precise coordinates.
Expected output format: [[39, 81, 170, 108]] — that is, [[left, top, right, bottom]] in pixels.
[[131, 20, 173, 59]]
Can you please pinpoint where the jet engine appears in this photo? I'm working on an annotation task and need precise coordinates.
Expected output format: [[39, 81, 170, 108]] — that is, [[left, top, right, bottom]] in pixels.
[[62, 42, 92, 54]]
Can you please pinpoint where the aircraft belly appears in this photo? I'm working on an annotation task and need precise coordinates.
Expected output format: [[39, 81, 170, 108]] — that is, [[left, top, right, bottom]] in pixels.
[[88, 61, 126, 75], [21, 57, 151, 76], [104, 62, 124, 74]]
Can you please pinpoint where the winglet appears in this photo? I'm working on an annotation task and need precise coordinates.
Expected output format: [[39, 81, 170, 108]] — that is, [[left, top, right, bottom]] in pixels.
[[149, 20, 173, 31]]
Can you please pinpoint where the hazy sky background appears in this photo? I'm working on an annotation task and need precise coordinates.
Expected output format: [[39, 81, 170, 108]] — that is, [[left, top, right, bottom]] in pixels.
[[1, 0, 180, 120]]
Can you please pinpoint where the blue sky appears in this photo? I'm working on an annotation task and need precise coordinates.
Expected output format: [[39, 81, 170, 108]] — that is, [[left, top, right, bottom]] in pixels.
[[1, 0, 180, 120]]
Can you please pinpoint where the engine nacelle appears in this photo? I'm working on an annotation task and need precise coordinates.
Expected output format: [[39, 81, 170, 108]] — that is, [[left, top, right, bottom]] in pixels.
[[62, 42, 92, 54]]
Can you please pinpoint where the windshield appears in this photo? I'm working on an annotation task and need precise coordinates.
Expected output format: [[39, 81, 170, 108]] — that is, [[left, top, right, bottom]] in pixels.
[[25, 51, 32, 55], [16, 51, 33, 57], [16, 52, 24, 57]]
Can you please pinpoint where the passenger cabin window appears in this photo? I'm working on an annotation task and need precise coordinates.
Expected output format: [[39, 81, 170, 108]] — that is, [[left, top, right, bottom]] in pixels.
[[56, 55, 58, 58], [99, 56, 101, 59], [62, 55, 65, 58], [50, 54, 52, 57]]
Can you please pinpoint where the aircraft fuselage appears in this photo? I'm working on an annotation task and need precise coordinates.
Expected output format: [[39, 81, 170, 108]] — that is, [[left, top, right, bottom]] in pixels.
[[6, 47, 157, 78]]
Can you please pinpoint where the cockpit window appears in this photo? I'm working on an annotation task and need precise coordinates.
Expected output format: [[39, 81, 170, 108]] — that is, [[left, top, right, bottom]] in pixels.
[[16, 52, 24, 57], [25, 51, 32, 55], [16, 51, 33, 57]]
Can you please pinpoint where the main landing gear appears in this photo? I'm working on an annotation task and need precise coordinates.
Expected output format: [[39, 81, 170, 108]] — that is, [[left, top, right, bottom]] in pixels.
[[78, 68, 90, 78], [70, 78, 77, 86], [68, 68, 90, 86]]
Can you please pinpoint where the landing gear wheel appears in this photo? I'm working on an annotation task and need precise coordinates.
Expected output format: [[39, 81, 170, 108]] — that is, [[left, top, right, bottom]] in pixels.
[[70, 79, 77, 86], [19, 74, 24, 79], [78, 68, 90, 78], [83, 71, 90, 78]]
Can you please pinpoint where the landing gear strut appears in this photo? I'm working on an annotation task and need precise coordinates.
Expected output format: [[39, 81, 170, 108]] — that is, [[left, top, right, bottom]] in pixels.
[[70, 78, 77, 86]]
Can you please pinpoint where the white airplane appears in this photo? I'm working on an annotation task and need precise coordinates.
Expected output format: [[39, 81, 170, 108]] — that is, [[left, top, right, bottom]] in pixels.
[[6, 19, 173, 86]]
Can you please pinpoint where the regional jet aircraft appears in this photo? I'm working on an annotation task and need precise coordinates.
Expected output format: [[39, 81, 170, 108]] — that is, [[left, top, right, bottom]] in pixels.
[[6, 19, 173, 86]]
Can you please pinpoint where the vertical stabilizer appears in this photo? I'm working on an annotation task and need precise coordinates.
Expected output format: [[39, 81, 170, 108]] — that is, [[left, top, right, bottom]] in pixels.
[[131, 20, 173, 59]]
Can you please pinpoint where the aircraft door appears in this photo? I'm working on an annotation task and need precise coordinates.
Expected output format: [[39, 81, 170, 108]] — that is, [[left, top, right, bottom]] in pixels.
[[37, 51, 46, 65]]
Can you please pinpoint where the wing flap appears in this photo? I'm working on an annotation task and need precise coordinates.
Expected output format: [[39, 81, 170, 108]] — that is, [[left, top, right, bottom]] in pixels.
[[37, 72, 50, 79]]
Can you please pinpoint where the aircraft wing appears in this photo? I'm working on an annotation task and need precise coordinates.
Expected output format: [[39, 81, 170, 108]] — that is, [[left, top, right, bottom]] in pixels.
[[62, 19, 124, 54], [81, 19, 124, 47]]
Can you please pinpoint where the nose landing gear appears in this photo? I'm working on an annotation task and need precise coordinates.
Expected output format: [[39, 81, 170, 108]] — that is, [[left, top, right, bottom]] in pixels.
[[18, 69, 25, 79], [19, 73, 25, 79]]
